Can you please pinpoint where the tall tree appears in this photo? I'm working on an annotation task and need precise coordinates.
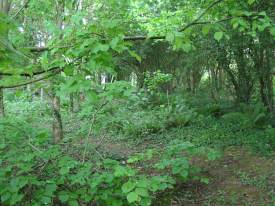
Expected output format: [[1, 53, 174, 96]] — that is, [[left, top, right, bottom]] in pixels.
[[0, 0, 12, 117]]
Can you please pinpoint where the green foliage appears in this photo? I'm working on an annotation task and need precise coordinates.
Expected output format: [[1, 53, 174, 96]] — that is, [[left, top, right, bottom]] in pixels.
[[0, 0, 274, 205], [222, 103, 269, 129], [87, 89, 198, 138], [214, 31, 224, 41], [0, 117, 219, 206], [144, 70, 172, 91]]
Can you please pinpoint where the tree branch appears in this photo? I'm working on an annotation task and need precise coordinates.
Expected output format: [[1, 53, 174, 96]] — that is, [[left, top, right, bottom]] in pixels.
[[24, 45, 72, 52], [12, 0, 31, 19], [179, 0, 224, 32], [0, 66, 61, 77], [0, 68, 63, 89]]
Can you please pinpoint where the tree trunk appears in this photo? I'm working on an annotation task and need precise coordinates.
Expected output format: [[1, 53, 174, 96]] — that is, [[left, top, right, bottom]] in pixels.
[[0, 0, 12, 118], [40, 88, 44, 101], [74, 93, 80, 112], [186, 69, 192, 92], [0, 88, 4, 117], [51, 94, 63, 143], [259, 62, 273, 112], [69, 93, 74, 113]]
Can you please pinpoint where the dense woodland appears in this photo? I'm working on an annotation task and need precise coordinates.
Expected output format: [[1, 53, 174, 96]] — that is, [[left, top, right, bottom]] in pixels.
[[0, 0, 275, 205]]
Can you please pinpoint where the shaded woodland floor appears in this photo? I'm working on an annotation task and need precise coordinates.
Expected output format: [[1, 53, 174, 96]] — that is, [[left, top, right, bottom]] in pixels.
[[2, 100, 274, 206], [96, 138, 275, 206], [56, 109, 275, 206]]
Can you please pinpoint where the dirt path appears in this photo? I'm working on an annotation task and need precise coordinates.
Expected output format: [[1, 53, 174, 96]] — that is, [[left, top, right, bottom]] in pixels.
[[156, 147, 275, 206], [94, 137, 275, 205]]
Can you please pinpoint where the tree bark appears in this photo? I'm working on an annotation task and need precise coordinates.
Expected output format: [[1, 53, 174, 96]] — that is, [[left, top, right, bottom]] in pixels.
[[0, 0, 12, 118], [51, 93, 63, 143], [69, 93, 74, 113], [0, 88, 4, 117]]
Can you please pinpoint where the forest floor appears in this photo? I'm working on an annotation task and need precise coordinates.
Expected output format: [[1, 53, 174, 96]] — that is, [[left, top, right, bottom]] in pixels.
[[93, 136, 275, 206], [13, 102, 274, 206]]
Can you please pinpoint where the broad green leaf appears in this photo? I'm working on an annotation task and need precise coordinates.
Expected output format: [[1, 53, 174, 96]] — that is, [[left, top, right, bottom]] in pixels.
[[58, 193, 69, 203], [248, 0, 256, 5], [165, 32, 174, 43], [181, 42, 192, 52], [127, 192, 139, 203], [110, 37, 120, 49], [69, 200, 79, 206], [135, 188, 149, 197], [207, 150, 222, 160], [200, 177, 210, 184], [122, 181, 135, 193], [202, 25, 211, 35], [128, 50, 141, 62], [214, 32, 224, 41], [270, 27, 275, 36], [92, 43, 109, 53], [64, 66, 74, 76]]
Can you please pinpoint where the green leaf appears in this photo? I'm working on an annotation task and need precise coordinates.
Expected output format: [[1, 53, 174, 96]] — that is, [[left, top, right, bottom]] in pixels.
[[136, 179, 149, 188], [165, 32, 174, 43], [58, 193, 69, 203], [1, 192, 11, 202], [200, 177, 210, 184], [122, 181, 135, 193], [248, 0, 256, 5], [69, 200, 79, 206], [140, 197, 152, 206], [92, 43, 109, 53], [270, 27, 275, 36], [207, 150, 222, 160], [127, 192, 139, 203], [202, 25, 211, 35], [10, 193, 24, 205], [41, 196, 51, 204], [110, 37, 120, 49], [59, 167, 70, 175], [214, 32, 224, 41], [128, 50, 141, 62], [135, 188, 149, 197], [180, 170, 189, 179], [45, 183, 57, 195], [181, 42, 192, 52], [64, 66, 74, 76], [114, 166, 135, 177]]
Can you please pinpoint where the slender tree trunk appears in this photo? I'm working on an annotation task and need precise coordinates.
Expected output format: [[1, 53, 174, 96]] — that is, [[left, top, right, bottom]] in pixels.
[[69, 93, 74, 113], [74, 93, 80, 112], [137, 72, 145, 88], [49, 0, 65, 143], [40, 88, 44, 101], [259, 70, 273, 112], [0, 0, 12, 118], [0, 88, 4, 117], [51, 93, 63, 143], [186, 69, 192, 92]]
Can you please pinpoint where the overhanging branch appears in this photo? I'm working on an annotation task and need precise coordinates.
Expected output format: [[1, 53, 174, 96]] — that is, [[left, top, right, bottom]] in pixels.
[[0, 67, 63, 89], [0, 66, 61, 77], [179, 0, 224, 32]]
